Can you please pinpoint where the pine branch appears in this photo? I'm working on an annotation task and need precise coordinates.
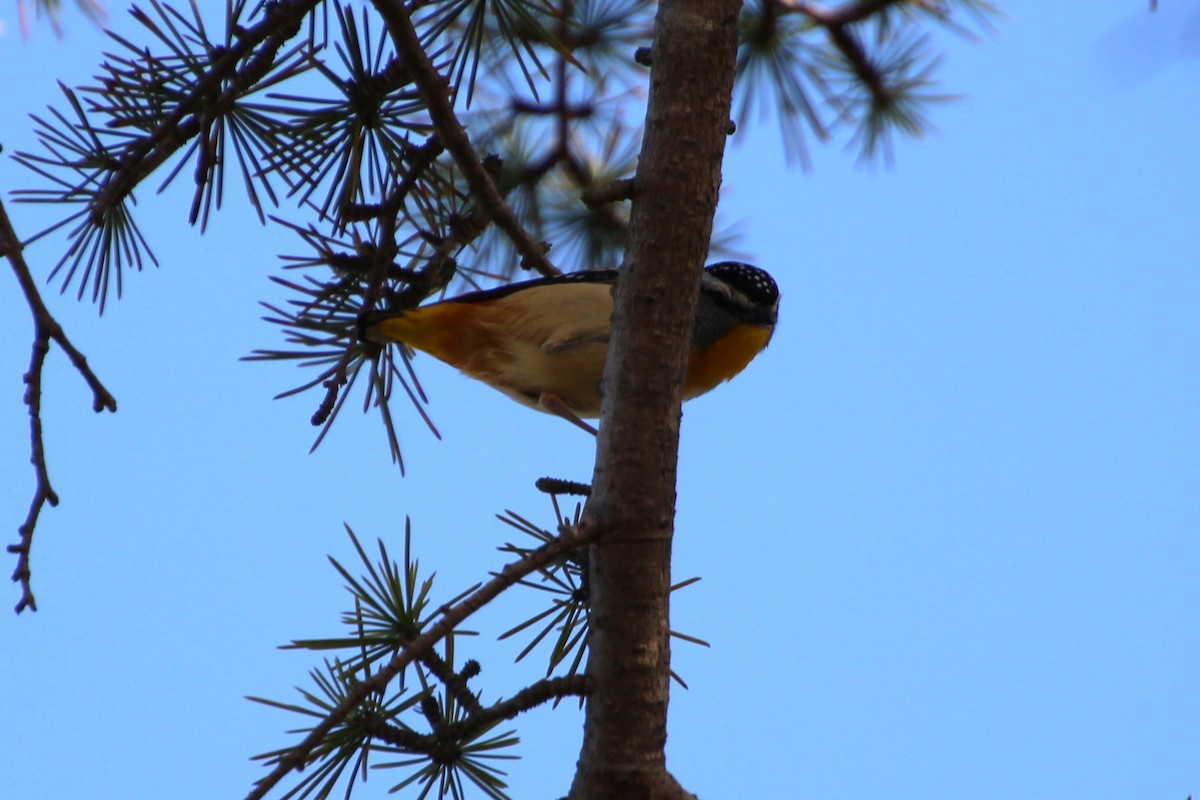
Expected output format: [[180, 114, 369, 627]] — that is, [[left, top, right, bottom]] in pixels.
[[369, 0, 559, 277], [17, 0, 106, 37], [342, 135, 446, 222], [246, 520, 596, 800], [778, 0, 910, 108], [87, 0, 319, 228], [307, 183, 402, 431], [0, 198, 116, 614]]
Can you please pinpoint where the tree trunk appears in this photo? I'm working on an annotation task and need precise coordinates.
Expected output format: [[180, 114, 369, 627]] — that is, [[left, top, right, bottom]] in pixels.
[[570, 1, 743, 797]]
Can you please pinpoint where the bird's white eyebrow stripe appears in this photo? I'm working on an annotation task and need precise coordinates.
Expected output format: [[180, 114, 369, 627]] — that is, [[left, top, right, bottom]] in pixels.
[[701, 271, 751, 307]]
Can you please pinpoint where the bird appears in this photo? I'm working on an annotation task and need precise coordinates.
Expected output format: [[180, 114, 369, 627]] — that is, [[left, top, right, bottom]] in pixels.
[[365, 261, 779, 433]]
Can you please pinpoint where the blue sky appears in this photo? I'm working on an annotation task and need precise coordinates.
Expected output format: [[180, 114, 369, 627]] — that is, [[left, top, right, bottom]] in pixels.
[[2, 2, 1197, 799]]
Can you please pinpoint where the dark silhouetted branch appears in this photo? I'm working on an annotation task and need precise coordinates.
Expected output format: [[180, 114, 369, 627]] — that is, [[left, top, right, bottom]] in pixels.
[[1, 198, 117, 614], [370, 0, 559, 277]]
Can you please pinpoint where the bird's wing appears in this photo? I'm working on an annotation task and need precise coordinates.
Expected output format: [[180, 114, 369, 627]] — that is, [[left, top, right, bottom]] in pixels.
[[477, 280, 614, 353]]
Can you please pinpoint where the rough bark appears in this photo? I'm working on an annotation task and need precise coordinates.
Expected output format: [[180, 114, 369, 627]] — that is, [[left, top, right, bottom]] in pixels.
[[570, 1, 743, 798]]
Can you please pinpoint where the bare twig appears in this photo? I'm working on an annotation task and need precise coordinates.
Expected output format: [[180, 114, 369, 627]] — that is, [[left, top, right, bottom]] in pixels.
[[246, 520, 596, 800], [1, 198, 117, 614], [369, 0, 559, 278]]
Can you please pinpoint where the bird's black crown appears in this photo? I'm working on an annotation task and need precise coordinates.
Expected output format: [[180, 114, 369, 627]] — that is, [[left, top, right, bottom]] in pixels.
[[704, 261, 779, 309]]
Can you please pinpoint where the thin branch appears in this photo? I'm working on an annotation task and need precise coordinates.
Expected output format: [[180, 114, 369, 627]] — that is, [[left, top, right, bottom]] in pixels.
[[580, 178, 637, 209], [362, 674, 589, 753], [535, 477, 592, 497], [309, 184, 403, 430], [779, 0, 910, 26], [777, 0, 907, 109], [0, 198, 117, 614], [87, 0, 320, 226], [449, 673, 588, 739], [825, 18, 889, 103], [369, 0, 559, 277], [246, 520, 596, 800]]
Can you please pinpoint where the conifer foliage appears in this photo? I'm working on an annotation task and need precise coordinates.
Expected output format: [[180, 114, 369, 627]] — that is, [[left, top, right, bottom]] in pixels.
[[4, 1, 993, 796]]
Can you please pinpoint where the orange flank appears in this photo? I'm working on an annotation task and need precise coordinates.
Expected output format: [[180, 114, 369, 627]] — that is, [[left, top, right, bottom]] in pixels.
[[371, 302, 490, 370], [683, 323, 773, 399]]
